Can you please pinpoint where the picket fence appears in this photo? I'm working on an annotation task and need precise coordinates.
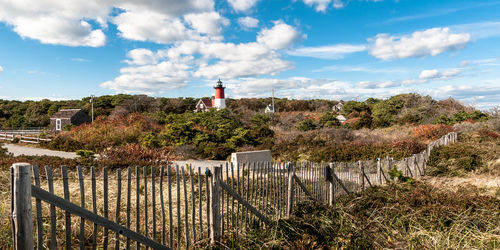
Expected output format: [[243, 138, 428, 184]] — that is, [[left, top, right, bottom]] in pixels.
[[10, 132, 457, 249]]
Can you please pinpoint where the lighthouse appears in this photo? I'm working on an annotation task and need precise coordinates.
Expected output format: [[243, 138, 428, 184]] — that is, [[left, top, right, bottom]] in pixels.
[[213, 79, 226, 110]]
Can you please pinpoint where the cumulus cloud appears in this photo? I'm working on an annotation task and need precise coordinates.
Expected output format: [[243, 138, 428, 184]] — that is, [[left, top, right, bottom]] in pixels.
[[227, 0, 259, 12], [238, 16, 259, 29], [288, 44, 366, 59], [183, 12, 229, 36], [100, 61, 190, 94], [302, 0, 333, 12], [369, 27, 470, 60], [257, 21, 302, 50], [102, 21, 301, 93], [0, 66, 3, 73], [419, 68, 461, 79], [0, 0, 219, 46]]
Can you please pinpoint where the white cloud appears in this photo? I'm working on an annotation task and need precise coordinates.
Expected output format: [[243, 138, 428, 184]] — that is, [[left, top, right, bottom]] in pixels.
[[369, 27, 470, 60], [184, 12, 229, 36], [0, 66, 3, 73], [124, 49, 159, 65], [257, 21, 302, 50], [102, 21, 301, 93], [302, 0, 332, 12], [0, 0, 218, 46], [0, 0, 110, 47], [238, 16, 259, 29], [419, 68, 461, 79], [288, 44, 366, 59], [451, 21, 500, 40], [227, 0, 259, 12], [100, 61, 190, 94], [71, 58, 91, 63]]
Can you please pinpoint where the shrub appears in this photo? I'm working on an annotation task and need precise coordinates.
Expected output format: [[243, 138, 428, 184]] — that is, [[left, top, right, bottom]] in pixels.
[[63, 124, 73, 131], [319, 112, 340, 128], [76, 149, 95, 159], [412, 124, 453, 140], [426, 143, 483, 176], [477, 128, 499, 139], [295, 119, 316, 131], [98, 143, 171, 169]]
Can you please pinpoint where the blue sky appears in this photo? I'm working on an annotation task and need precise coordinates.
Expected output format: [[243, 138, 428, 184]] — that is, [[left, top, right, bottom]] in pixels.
[[0, 0, 500, 109]]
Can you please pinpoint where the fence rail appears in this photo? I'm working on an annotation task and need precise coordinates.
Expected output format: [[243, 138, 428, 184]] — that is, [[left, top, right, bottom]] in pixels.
[[10, 132, 457, 249], [0, 133, 51, 143]]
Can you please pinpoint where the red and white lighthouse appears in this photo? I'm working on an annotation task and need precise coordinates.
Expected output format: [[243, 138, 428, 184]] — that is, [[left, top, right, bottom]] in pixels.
[[213, 79, 226, 110]]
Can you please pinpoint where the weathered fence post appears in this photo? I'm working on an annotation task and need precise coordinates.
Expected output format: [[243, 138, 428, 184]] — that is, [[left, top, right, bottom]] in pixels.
[[327, 163, 335, 206], [377, 158, 382, 185], [11, 163, 34, 250], [358, 161, 365, 191], [286, 162, 295, 218], [208, 166, 221, 244]]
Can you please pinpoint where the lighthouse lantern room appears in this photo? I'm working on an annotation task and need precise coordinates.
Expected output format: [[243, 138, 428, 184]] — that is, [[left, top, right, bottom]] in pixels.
[[214, 79, 226, 110]]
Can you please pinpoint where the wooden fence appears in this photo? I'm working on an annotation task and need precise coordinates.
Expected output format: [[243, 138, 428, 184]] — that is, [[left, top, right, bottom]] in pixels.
[[10, 132, 457, 249], [1, 132, 51, 144]]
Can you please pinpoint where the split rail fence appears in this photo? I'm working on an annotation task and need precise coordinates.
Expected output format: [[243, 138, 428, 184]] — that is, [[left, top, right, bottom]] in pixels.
[[10, 132, 457, 249]]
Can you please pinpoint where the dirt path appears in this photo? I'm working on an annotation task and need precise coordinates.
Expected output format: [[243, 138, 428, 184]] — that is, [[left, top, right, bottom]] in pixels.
[[2, 143, 78, 159]]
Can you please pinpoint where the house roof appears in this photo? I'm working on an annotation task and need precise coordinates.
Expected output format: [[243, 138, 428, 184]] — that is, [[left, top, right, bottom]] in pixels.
[[51, 109, 83, 119], [199, 99, 212, 107]]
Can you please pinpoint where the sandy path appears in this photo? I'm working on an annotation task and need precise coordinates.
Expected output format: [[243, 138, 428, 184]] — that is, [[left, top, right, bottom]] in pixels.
[[2, 143, 78, 159]]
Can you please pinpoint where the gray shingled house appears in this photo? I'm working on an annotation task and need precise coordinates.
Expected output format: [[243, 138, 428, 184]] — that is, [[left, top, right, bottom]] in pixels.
[[50, 109, 91, 131]]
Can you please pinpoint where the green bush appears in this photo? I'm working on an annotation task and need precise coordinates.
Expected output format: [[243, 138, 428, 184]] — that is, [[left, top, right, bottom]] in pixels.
[[319, 112, 340, 128], [63, 124, 73, 131], [295, 119, 316, 131], [427, 143, 483, 176], [76, 149, 95, 159]]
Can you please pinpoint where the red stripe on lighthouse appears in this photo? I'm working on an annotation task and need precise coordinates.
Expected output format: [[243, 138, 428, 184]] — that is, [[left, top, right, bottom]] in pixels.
[[215, 87, 225, 99]]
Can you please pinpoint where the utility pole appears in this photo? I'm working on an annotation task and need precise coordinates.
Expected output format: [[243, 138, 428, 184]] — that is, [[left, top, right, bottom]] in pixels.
[[90, 95, 95, 123], [272, 88, 275, 112]]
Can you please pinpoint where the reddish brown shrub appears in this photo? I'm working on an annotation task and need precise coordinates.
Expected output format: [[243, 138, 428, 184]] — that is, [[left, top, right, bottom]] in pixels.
[[477, 128, 499, 138], [412, 124, 453, 140], [98, 143, 171, 168]]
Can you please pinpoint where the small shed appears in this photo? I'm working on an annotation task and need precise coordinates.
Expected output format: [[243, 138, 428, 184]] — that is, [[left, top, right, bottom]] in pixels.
[[231, 150, 272, 169], [264, 104, 275, 114], [50, 109, 91, 131], [336, 115, 347, 123]]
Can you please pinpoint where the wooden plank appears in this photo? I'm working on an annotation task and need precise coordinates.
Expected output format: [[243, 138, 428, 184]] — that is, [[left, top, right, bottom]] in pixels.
[[225, 163, 230, 230], [103, 167, 109, 250], [205, 167, 211, 238], [61, 166, 71, 250], [219, 180, 271, 225], [250, 162, 256, 223], [32, 166, 43, 250], [245, 163, 250, 224], [30, 186, 171, 250], [152, 167, 156, 244], [241, 163, 246, 226], [167, 166, 173, 248], [77, 166, 85, 250], [293, 175, 320, 203], [135, 167, 140, 250], [208, 167, 221, 244], [189, 166, 197, 242], [10, 165, 15, 248], [221, 166, 225, 235], [358, 161, 364, 191], [235, 163, 240, 228], [176, 165, 181, 247], [332, 172, 350, 195], [328, 164, 335, 206], [91, 166, 97, 250], [160, 166, 166, 245], [197, 167, 203, 239], [143, 166, 148, 250], [181, 167, 190, 248], [286, 163, 294, 218], [12, 163, 34, 250], [362, 168, 373, 188], [115, 169, 122, 250], [230, 163, 235, 229], [126, 167, 132, 250]]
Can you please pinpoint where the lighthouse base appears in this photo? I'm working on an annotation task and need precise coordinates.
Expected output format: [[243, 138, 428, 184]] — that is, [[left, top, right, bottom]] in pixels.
[[214, 98, 226, 110]]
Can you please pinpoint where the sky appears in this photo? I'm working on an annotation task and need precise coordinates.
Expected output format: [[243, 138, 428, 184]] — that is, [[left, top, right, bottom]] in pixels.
[[0, 0, 500, 109]]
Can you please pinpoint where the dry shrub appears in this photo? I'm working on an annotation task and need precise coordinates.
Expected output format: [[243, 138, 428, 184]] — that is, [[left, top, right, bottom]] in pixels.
[[391, 139, 426, 153], [477, 128, 500, 139], [412, 124, 453, 140], [98, 143, 171, 168]]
